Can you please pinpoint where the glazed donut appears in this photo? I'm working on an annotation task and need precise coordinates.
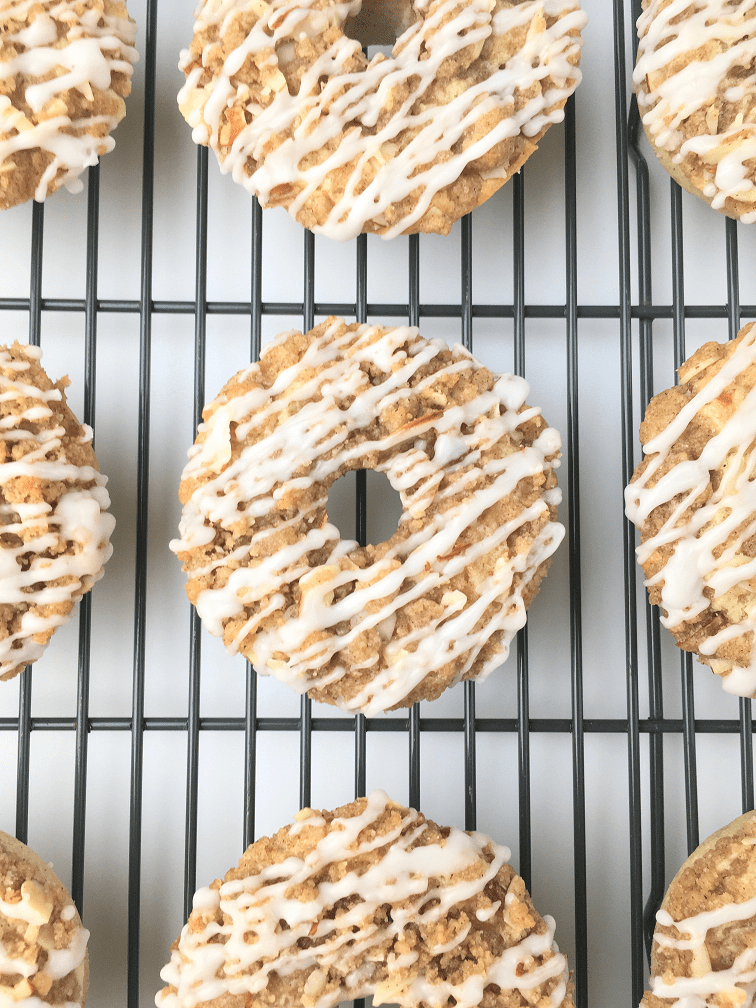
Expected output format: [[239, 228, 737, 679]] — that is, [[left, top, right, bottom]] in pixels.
[[157, 791, 573, 1008], [634, 0, 756, 223], [0, 0, 137, 211], [641, 809, 756, 1008], [0, 342, 115, 682], [177, 0, 587, 240], [0, 830, 89, 1007], [170, 318, 563, 715], [625, 323, 756, 698]]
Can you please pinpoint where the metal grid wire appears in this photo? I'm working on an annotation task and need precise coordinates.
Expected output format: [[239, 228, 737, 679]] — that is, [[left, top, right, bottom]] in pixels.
[[2, 1, 756, 1006]]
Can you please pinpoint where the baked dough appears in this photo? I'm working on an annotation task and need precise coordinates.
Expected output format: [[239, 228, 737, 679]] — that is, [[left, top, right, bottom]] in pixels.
[[625, 323, 756, 698], [157, 791, 573, 1008], [0, 342, 115, 682], [0, 0, 137, 211], [641, 810, 756, 1008], [634, 0, 756, 222], [177, 0, 587, 240], [171, 318, 563, 715], [0, 830, 89, 1007]]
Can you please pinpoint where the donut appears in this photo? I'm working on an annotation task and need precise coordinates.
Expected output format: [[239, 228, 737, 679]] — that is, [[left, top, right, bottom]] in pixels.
[[170, 318, 563, 715], [177, 0, 587, 241], [641, 809, 756, 1008], [625, 323, 756, 698], [156, 790, 573, 1008], [634, 1, 756, 223], [0, 0, 137, 211], [0, 342, 115, 682], [0, 830, 89, 1007]]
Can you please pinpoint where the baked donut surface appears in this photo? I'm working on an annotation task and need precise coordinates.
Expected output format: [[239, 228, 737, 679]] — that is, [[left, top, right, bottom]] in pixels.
[[625, 323, 756, 698], [641, 810, 756, 1008], [0, 342, 114, 682], [157, 791, 573, 1008], [0, 0, 137, 211], [634, 0, 756, 222], [177, 0, 587, 240], [171, 318, 563, 715], [0, 830, 89, 1007]]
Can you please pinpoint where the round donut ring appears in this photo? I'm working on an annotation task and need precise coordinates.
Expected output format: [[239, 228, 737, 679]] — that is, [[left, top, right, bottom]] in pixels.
[[641, 809, 756, 1008], [0, 830, 89, 1006], [157, 791, 573, 1008], [177, 0, 587, 240], [634, 1, 756, 223], [171, 318, 564, 716]]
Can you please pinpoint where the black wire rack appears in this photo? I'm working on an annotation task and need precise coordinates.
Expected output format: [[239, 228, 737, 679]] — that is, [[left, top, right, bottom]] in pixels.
[[3, 0, 756, 1005]]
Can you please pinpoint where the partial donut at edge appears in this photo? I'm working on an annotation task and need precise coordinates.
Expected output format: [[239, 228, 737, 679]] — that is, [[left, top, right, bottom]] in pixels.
[[157, 790, 573, 1008], [178, 0, 586, 240]]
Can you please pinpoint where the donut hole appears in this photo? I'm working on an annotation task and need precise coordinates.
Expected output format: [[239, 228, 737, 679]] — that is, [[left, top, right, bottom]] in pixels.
[[327, 469, 403, 547], [343, 0, 418, 48], [275, 1, 418, 96]]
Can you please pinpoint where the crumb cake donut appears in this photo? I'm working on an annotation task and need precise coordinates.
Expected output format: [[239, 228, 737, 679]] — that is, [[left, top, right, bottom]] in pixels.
[[0, 0, 138, 211], [171, 318, 563, 715], [177, 0, 587, 240], [0, 342, 114, 682], [625, 323, 756, 698], [157, 791, 573, 1008], [641, 810, 756, 1008], [0, 830, 89, 1007], [634, 1, 756, 223]]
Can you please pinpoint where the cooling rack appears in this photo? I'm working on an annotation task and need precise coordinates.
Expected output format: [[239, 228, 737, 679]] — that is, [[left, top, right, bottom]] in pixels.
[[2, 0, 756, 1005]]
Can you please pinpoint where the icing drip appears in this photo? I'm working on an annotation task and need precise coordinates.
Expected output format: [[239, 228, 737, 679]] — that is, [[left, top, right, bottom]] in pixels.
[[156, 791, 569, 1008], [0, 342, 114, 680], [0, 0, 138, 203], [625, 325, 756, 696], [634, 0, 756, 223], [171, 320, 563, 715], [650, 899, 756, 1006], [178, 0, 586, 240]]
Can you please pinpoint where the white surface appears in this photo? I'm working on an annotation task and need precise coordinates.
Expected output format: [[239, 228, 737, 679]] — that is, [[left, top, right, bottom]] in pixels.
[[1, 1, 756, 1006]]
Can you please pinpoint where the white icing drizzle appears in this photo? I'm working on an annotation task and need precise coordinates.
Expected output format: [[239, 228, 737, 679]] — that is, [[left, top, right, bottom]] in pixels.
[[634, 0, 756, 223], [0, 343, 115, 679], [178, 0, 586, 240], [650, 896, 756, 1006], [625, 326, 756, 697], [156, 791, 568, 1008], [0, 0, 138, 202], [171, 321, 564, 716]]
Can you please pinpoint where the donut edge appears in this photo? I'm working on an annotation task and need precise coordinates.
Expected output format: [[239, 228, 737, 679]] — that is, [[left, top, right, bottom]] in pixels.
[[0, 0, 137, 212], [626, 323, 756, 695], [180, 1, 584, 239], [638, 114, 746, 223], [0, 342, 115, 683], [650, 809, 756, 980], [0, 829, 89, 1006], [158, 793, 575, 1008], [641, 811, 756, 1008]]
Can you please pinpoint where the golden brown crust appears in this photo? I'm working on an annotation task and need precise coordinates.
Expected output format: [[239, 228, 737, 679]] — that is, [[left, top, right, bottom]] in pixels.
[[0, 830, 88, 1006]]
